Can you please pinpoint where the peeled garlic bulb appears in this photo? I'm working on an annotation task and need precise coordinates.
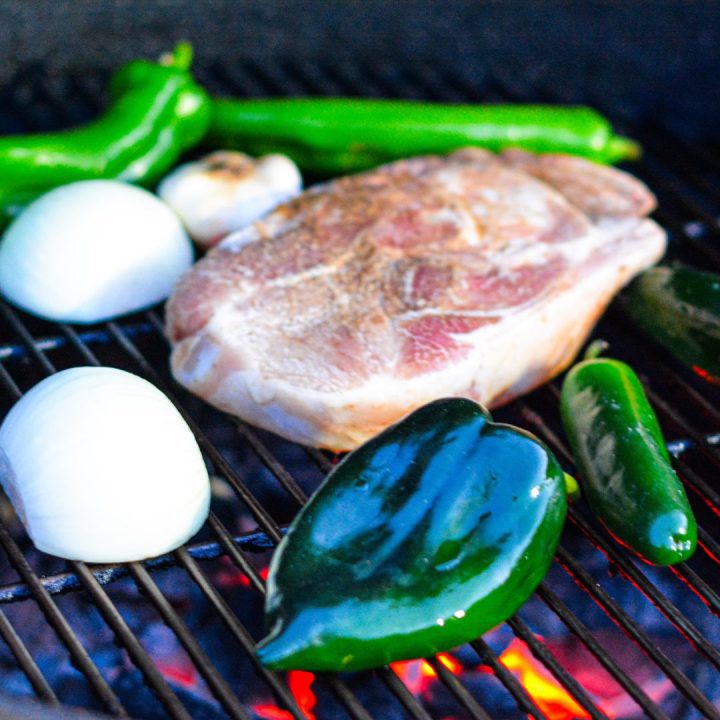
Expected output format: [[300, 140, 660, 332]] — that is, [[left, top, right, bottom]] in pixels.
[[158, 151, 302, 248], [0, 367, 210, 562], [0, 180, 193, 324]]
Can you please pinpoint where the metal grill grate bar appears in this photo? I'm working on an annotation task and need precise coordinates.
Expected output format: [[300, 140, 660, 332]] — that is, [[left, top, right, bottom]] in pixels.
[[671, 563, 720, 616], [506, 616, 607, 720], [234, 422, 308, 506], [423, 656, 493, 720], [468, 639, 545, 720], [553, 543, 720, 720], [127, 562, 251, 720], [699, 527, 720, 563], [0, 527, 275, 604], [320, 678, 375, 720], [69, 562, 192, 720], [535, 584, 671, 720], [0, 607, 58, 704], [0, 522, 127, 716], [173, 548, 309, 720], [565, 503, 720, 675]]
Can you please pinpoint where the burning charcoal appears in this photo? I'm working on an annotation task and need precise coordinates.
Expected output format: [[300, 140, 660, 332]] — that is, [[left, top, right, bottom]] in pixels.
[[113, 670, 226, 720]]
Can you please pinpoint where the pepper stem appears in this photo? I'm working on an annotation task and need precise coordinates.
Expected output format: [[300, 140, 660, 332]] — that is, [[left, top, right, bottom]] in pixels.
[[159, 42, 193, 71], [584, 339, 609, 361], [563, 472, 581, 502], [605, 135, 642, 163]]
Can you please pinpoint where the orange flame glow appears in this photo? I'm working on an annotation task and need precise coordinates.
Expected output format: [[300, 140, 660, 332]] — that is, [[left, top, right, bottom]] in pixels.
[[499, 639, 610, 720], [390, 652, 463, 695], [254, 671, 317, 720], [390, 659, 437, 695], [437, 652, 463, 674]]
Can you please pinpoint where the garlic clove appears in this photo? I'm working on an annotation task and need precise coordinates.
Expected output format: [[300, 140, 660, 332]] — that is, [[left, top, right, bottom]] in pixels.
[[0, 367, 210, 563], [158, 151, 302, 248], [0, 180, 193, 324]]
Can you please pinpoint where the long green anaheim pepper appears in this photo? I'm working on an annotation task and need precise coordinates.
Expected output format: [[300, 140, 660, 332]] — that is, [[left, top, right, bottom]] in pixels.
[[561, 342, 696, 566], [208, 98, 640, 174], [257, 397, 568, 672], [623, 265, 720, 384], [0, 43, 210, 228]]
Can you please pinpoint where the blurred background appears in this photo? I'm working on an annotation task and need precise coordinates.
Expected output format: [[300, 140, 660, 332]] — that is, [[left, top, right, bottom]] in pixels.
[[1, 1, 718, 137]]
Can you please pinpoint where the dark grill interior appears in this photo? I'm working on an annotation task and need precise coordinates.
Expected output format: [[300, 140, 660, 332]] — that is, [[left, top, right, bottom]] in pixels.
[[0, 55, 720, 720]]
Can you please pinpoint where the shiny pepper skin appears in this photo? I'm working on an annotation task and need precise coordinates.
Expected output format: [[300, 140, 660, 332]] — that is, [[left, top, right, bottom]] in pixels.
[[0, 43, 210, 228], [209, 98, 640, 175], [561, 349, 697, 565], [624, 265, 720, 385], [256, 398, 567, 672]]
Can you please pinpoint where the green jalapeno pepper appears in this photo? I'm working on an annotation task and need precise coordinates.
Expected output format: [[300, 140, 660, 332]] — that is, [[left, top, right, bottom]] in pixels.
[[560, 342, 697, 566], [256, 397, 567, 672], [208, 98, 640, 174], [0, 43, 210, 226], [623, 266, 720, 384]]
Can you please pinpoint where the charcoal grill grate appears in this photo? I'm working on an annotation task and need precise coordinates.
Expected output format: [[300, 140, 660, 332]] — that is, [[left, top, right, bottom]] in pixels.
[[0, 56, 719, 720]]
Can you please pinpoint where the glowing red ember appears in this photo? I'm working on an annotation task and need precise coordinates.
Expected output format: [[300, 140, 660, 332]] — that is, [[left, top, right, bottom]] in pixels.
[[390, 652, 463, 695], [499, 638, 612, 720], [254, 671, 317, 720]]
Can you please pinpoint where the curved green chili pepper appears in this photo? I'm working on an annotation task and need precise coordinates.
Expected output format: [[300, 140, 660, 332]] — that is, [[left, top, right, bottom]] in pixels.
[[623, 266, 720, 384], [257, 397, 567, 672], [560, 342, 697, 566], [208, 98, 640, 174], [0, 43, 211, 226]]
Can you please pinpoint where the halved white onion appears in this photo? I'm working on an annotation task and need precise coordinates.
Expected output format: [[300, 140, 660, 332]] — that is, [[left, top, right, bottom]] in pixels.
[[158, 151, 302, 248], [0, 180, 193, 324], [0, 367, 210, 562]]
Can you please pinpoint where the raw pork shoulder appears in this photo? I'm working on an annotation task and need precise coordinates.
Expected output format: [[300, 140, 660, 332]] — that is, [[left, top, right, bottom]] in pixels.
[[166, 148, 665, 450]]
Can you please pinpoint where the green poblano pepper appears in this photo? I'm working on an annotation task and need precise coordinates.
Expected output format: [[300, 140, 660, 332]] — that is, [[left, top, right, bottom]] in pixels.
[[256, 398, 567, 672]]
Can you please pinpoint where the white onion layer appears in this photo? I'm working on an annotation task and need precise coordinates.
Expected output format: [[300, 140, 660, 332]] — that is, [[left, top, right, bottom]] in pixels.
[[0, 367, 210, 562], [0, 180, 194, 324]]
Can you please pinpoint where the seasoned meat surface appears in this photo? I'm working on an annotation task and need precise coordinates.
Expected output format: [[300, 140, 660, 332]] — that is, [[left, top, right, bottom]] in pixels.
[[166, 149, 665, 450]]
